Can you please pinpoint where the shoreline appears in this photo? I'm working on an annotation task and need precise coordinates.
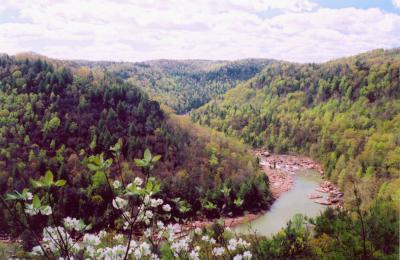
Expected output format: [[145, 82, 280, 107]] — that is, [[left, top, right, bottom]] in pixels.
[[256, 151, 343, 206], [256, 151, 323, 199], [186, 151, 344, 230], [184, 151, 334, 231]]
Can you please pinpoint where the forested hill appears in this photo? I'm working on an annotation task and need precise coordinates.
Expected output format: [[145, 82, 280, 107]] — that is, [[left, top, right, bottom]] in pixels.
[[80, 58, 273, 114], [0, 54, 271, 232], [192, 48, 400, 206]]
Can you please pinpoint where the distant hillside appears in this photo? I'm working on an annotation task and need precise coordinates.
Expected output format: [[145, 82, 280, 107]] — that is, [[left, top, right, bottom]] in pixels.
[[79, 58, 274, 114], [192, 48, 400, 206]]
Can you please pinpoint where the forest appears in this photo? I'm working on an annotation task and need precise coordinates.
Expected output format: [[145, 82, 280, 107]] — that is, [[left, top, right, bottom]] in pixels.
[[0, 54, 271, 237], [192, 49, 400, 208], [83, 59, 272, 114], [0, 50, 398, 259]]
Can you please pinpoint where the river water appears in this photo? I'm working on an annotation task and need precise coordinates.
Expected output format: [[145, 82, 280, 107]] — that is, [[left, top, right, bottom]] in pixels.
[[234, 169, 327, 237]]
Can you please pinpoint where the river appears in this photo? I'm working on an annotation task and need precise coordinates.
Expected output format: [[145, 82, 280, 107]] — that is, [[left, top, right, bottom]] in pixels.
[[233, 169, 328, 237]]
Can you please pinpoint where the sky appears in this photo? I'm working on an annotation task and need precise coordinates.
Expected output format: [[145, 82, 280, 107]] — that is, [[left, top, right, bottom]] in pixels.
[[0, 0, 399, 63]]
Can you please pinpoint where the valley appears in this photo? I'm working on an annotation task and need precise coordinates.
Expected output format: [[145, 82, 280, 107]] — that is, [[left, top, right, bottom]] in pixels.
[[0, 49, 398, 259]]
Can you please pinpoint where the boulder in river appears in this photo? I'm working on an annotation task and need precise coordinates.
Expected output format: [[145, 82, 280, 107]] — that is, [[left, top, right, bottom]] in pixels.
[[315, 187, 328, 193], [314, 199, 332, 205], [308, 193, 323, 199]]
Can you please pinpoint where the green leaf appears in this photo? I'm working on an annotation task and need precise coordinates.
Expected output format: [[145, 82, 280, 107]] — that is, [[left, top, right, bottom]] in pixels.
[[43, 170, 54, 186], [104, 158, 113, 168], [234, 197, 243, 207], [125, 183, 145, 196], [202, 200, 216, 210], [87, 163, 99, 171], [5, 193, 18, 201], [179, 204, 191, 213], [54, 180, 67, 187], [134, 159, 147, 167], [145, 179, 153, 192], [110, 139, 122, 156], [152, 155, 161, 162], [144, 148, 151, 162], [91, 171, 107, 187], [221, 185, 231, 197], [153, 183, 161, 194], [32, 195, 41, 209], [30, 179, 43, 188], [160, 243, 174, 259], [89, 155, 101, 165]]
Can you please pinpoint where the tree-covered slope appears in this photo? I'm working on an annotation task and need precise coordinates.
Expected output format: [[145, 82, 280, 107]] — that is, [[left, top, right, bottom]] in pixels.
[[83, 59, 273, 114], [192, 48, 400, 205], [0, 55, 271, 232]]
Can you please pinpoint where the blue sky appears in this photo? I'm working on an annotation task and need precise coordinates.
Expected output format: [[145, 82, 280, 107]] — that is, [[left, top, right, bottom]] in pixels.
[[315, 0, 400, 13], [0, 0, 399, 62]]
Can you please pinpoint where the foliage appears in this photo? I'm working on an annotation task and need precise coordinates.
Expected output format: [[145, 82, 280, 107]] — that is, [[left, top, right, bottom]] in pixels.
[[0, 55, 272, 234], [1, 149, 255, 260], [192, 48, 400, 206], [99, 59, 273, 113]]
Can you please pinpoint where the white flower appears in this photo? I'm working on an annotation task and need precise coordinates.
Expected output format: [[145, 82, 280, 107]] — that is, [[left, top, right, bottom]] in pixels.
[[157, 221, 164, 229], [26, 192, 33, 201], [134, 177, 143, 186], [86, 246, 95, 257], [134, 248, 142, 259], [142, 242, 151, 253], [228, 238, 238, 251], [151, 198, 163, 207], [42, 226, 73, 253], [112, 197, 128, 209], [162, 204, 171, 212], [171, 237, 190, 254], [129, 240, 137, 249], [243, 251, 252, 259], [97, 245, 126, 259], [144, 228, 151, 238], [123, 221, 130, 230], [40, 206, 52, 216], [25, 204, 40, 216], [201, 235, 210, 242], [144, 195, 151, 205], [209, 238, 216, 244], [98, 230, 107, 238], [194, 227, 202, 235], [63, 217, 83, 231], [70, 243, 81, 253], [113, 180, 121, 189], [145, 210, 153, 219], [190, 249, 200, 260], [238, 238, 250, 248], [114, 234, 124, 242], [30, 245, 44, 256], [233, 254, 243, 260], [212, 247, 225, 256], [83, 233, 101, 246]]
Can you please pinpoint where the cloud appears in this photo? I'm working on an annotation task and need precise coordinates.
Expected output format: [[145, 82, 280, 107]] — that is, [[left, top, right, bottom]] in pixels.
[[393, 0, 400, 8], [0, 0, 399, 62]]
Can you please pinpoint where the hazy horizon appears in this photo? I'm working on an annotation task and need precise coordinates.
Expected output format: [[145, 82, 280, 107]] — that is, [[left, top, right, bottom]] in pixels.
[[3, 47, 398, 65], [1, 0, 400, 63]]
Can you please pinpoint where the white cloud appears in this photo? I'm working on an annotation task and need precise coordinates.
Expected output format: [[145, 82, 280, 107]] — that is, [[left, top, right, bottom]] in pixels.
[[393, 0, 400, 8], [0, 0, 399, 62]]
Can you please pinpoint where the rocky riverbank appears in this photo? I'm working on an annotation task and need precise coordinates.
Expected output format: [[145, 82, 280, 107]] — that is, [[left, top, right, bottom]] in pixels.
[[255, 150, 343, 206], [312, 181, 344, 206], [183, 151, 343, 232], [184, 213, 262, 231]]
